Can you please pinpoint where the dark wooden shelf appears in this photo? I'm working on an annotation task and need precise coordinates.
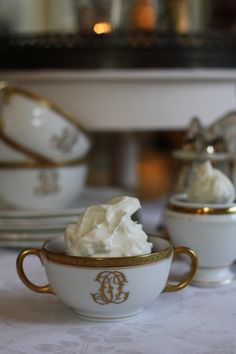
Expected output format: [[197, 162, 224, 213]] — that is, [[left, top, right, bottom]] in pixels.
[[1, 31, 236, 69]]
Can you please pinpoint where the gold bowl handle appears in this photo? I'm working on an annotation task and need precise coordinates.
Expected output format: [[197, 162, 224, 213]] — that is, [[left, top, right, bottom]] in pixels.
[[164, 247, 198, 292], [16, 248, 53, 294]]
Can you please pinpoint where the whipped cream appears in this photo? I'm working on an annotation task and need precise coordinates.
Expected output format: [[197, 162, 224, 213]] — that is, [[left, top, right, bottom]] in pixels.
[[187, 161, 235, 204], [65, 196, 152, 257]]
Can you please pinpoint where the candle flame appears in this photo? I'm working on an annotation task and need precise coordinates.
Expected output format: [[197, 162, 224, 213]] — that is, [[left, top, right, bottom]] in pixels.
[[93, 22, 112, 34]]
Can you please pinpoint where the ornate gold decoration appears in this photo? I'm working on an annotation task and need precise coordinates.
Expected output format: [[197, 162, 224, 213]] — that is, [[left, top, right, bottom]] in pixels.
[[16, 244, 197, 297], [167, 204, 236, 215], [91, 271, 129, 305], [50, 127, 78, 154], [34, 170, 60, 195], [42, 244, 172, 268]]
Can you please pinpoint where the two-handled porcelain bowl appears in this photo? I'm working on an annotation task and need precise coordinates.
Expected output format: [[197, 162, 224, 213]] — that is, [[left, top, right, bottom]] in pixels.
[[166, 194, 236, 287], [17, 236, 197, 321]]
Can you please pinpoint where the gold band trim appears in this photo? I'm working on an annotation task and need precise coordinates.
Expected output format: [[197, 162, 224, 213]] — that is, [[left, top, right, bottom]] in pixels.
[[0, 127, 90, 165], [42, 242, 173, 268], [0, 81, 91, 164], [0, 158, 87, 169], [0, 82, 90, 137], [0, 130, 55, 163], [167, 203, 236, 215]]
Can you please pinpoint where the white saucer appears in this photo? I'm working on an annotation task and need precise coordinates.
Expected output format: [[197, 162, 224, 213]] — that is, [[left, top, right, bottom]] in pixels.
[[191, 267, 236, 287], [0, 186, 128, 248], [0, 186, 126, 218]]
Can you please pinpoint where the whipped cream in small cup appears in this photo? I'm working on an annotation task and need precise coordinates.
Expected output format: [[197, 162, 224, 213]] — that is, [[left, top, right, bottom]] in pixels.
[[65, 196, 153, 257], [187, 161, 235, 204]]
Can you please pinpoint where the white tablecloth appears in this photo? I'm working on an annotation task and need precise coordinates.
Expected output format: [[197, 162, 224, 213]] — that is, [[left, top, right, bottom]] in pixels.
[[1, 248, 236, 354]]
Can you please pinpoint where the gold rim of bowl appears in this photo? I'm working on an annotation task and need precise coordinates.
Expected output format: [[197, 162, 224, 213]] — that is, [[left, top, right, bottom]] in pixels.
[[0, 82, 91, 164], [0, 158, 88, 169], [0, 131, 57, 163], [42, 240, 173, 268], [0, 82, 90, 136], [167, 203, 236, 215]]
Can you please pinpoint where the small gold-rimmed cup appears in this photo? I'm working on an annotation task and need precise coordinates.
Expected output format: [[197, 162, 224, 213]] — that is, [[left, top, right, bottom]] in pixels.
[[165, 194, 236, 287], [0, 160, 88, 209], [0, 82, 91, 164], [16, 236, 197, 321]]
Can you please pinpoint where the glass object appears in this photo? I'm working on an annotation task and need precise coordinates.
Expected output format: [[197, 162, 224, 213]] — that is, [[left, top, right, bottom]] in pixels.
[[126, 0, 159, 31], [2, 0, 236, 35], [77, 0, 124, 34], [77, 0, 168, 34], [167, 0, 213, 33], [182, 117, 205, 153], [173, 117, 232, 194], [0, 0, 78, 34]]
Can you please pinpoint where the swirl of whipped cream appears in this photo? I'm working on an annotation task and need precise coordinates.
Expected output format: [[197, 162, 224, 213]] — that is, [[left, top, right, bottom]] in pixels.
[[187, 161, 235, 204], [65, 196, 152, 257]]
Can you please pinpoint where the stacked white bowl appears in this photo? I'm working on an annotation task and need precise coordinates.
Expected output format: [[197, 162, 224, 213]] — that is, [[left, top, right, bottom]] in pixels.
[[0, 82, 91, 209]]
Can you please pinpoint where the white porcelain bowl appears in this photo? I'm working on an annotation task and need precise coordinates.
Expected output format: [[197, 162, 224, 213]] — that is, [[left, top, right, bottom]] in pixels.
[[0, 161, 88, 209], [165, 194, 236, 287], [16, 236, 197, 321], [0, 139, 28, 162], [0, 84, 91, 163]]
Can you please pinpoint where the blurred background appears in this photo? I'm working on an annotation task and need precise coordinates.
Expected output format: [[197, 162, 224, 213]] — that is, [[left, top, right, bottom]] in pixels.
[[1, 0, 236, 34], [1, 0, 236, 233]]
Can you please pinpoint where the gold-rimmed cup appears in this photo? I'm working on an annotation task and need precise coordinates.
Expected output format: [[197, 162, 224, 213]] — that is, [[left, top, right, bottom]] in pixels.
[[0, 82, 91, 164], [0, 159, 88, 209], [16, 235, 197, 321], [165, 194, 236, 287]]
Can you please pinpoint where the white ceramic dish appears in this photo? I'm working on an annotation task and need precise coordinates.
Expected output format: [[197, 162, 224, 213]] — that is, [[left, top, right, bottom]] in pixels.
[[16, 236, 197, 321], [0, 186, 130, 248], [0, 162, 88, 209], [0, 230, 62, 242], [0, 139, 29, 162], [0, 186, 128, 217], [0, 239, 45, 249], [0, 216, 78, 231], [0, 84, 91, 163], [165, 194, 236, 287], [0, 215, 79, 231]]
